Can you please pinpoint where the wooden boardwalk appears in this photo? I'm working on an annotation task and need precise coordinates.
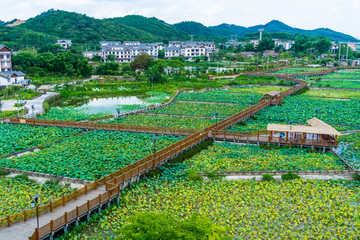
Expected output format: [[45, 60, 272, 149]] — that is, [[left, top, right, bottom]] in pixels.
[[1, 67, 339, 239], [0, 186, 106, 240]]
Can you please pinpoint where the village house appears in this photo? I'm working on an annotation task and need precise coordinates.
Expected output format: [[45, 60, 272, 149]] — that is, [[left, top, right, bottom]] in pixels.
[[165, 41, 217, 59], [263, 50, 280, 58], [0, 71, 27, 87], [56, 40, 72, 49], [0, 45, 12, 72]]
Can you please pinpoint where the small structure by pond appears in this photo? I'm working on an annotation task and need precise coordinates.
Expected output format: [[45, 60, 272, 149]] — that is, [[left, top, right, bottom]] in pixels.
[[267, 118, 342, 148]]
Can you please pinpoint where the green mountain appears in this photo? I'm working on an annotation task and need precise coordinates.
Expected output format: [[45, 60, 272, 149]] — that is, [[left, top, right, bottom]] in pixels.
[[19, 9, 159, 44], [211, 20, 356, 42], [0, 20, 4, 25], [108, 15, 189, 41], [173, 21, 214, 37]]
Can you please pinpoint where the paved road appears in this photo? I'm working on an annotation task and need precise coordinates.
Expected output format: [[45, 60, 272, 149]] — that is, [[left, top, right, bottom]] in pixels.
[[2, 92, 59, 118], [0, 185, 106, 240]]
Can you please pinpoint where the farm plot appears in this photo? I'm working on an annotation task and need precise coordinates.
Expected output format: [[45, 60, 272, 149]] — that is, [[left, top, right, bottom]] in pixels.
[[276, 67, 328, 74], [148, 102, 247, 118], [312, 80, 360, 89], [338, 132, 360, 169], [69, 166, 360, 239], [185, 142, 346, 172], [108, 115, 217, 129], [304, 89, 360, 99], [228, 86, 289, 94], [0, 131, 182, 181], [37, 107, 113, 121], [0, 124, 82, 156], [175, 91, 262, 104], [0, 176, 73, 219], [229, 96, 360, 132], [323, 71, 360, 80]]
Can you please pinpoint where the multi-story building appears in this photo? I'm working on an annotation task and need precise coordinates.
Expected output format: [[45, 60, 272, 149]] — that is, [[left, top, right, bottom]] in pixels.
[[273, 39, 294, 50], [100, 42, 162, 63], [56, 40, 72, 49], [165, 41, 217, 59], [0, 45, 12, 72]]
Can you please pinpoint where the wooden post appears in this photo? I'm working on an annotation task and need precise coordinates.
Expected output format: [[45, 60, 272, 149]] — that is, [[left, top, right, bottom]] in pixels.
[[87, 200, 90, 211], [7, 216, 10, 227], [50, 220, 54, 232], [63, 196, 65, 206], [23, 210, 27, 221], [50, 202, 53, 212], [99, 194, 102, 204], [65, 212, 68, 223], [76, 206, 79, 218], [85, 185, 87, 195]]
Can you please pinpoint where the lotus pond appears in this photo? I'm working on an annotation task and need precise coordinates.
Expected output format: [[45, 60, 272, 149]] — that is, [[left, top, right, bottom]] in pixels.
[[0, 124, 82, 156], [40, 92, 169, 121], [185, 142, 346, 172], [276, 67, 328, 74], [229, 96, 360, 132], [67, 163, 360, 239], [0, 176, 73, 219], [304, 89, 360, 99], [338, 132, 360, 169], [175, 91, 262, 104], [108, 115, 217, 129], [0, 131, 182, 181]]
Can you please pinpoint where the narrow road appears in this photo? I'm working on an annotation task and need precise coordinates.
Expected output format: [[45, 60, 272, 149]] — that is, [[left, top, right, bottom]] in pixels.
[[2, 92, 59, 118], [0, 185, 106, 240]]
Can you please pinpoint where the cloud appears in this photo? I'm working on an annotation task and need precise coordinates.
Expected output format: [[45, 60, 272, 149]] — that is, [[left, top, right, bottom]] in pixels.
[[1, 0, 359, 39]]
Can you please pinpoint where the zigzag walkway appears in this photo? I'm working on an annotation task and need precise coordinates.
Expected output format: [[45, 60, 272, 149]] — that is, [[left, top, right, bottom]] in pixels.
[[1, 71, 309, 240]]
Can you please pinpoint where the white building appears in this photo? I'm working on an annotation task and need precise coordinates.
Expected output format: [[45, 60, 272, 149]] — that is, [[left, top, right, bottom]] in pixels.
[[0, 71, 27, 86], [0, 45, 12, 72], [56, 40, 72, 49], [100, 41, 162, 63], [82, 51, 102, 59], [165, 41, 217, 59], [274, 40, 294, 50]]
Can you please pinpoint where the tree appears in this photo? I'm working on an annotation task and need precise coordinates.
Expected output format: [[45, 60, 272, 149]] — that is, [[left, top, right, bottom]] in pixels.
[[292, 35, 312, 53], [256, 37, 275, 52], [116, 212, 228, 240], [158, 50, 165, 59], [38, 44, 63, 54], [107, 54, 116, 62], [313, 37, 332, 54], [130, 54, 153, 71], [91, 55, 102, 62], [244, 43, 256, 52], [95, 62, 120, 75]]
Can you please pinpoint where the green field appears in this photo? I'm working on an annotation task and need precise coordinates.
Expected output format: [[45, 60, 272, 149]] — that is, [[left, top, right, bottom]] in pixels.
[[109, 114, 217, 129], [228, 86, 289, 94], [229, 96, 360, 132], [175, 91, 262, 104], [67, 163, 360, 239], [0, 176, 73, 219], [0, 131, 182, 181], [304, 89, 360, 99], [0, 124, 82, 156], [276, 67, 328, 74], [185, 142, 346, 172], [338, 132, 360, 169]]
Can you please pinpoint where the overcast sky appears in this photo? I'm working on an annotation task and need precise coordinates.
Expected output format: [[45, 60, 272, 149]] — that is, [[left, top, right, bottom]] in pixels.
[[2, 0, 360, 39]]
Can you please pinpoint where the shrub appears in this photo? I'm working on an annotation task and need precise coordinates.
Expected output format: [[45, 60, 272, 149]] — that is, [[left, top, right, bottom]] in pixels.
[[281, 172, 301, 181], [14, 174, 30, 181], [45, 178, 61, 185], [262, 174, 275, 181], [351, 173, 360, 181], [118, 212, 228, 240], [0, 167, 10, 176], [187, 170, 202, 181]]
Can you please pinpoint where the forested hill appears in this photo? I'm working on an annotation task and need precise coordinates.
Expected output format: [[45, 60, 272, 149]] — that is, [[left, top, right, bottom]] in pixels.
[[19, 10, 158, 44], [108, 15, 189, 41], [0, 9, 357, 50]]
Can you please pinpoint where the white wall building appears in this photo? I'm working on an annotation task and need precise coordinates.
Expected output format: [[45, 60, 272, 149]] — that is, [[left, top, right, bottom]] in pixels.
[[0, 71, 27, 86], [0, 45, 12, 72], [57, 40, 72, 49], [165, 41, 217, 59], [101, 41, 162, 63], [274, 39, 294, 50]]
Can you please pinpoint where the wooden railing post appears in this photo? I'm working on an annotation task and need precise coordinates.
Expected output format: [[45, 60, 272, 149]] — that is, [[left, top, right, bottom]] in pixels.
[[7, 216, 10, 227], [23, 210, 27, 221], [50, 202, 53, 212], [62, 196, 65, 206]]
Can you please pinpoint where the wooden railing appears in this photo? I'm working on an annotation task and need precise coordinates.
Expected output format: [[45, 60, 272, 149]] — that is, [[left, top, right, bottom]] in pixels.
[[24, 69, 323, 239], [28, 131, 208, 240], [3, 118, 198, 136], [210, 130, 338, 148], [0, 176, 105, 229]]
